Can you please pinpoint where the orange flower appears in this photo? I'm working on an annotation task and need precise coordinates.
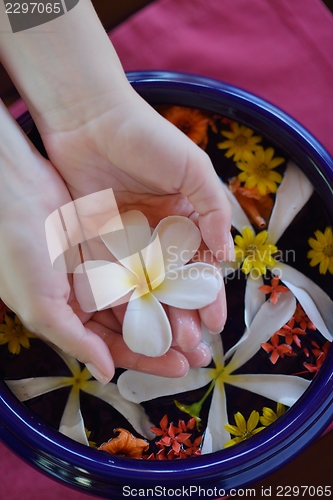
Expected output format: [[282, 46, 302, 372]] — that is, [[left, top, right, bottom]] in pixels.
[[276, 318, 307, 347], [150, 414, 170, 438], [293, 303, 316, 331], [228, 177, 273, 229], [158, 105, 217, 149], [98, 428, 149, 458], [258, 276, 289, 305], [149, 415, 202, 459], [304, 341, 330, 376], [261, 333, 294, 364]]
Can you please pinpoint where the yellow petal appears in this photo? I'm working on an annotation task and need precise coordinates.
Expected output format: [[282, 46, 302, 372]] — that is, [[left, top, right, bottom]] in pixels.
[[234, 412, 247, 433], [247, 410, 260, 432]]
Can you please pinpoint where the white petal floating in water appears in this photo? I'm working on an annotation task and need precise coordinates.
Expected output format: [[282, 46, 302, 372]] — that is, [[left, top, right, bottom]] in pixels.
[[6, 377, 71, 401], [268, 161, 314, 245], [227, 292, 296, 373], [202, 380, 229, 454], [83, 380, 154, 439], [245, 274, 265, 328], [228, 374, 311, 406], [118, 367, 214, 404], [59, 388, 89, 445], [275, 262, 333, 340], [219, 178, 251, 234]]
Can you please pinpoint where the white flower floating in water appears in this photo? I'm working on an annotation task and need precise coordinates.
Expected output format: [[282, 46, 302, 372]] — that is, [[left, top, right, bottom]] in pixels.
[[118, 292, 311, 453], [74, 211, 222, 357], [220, 161, 333, 339], [6, 346, 153, 445]]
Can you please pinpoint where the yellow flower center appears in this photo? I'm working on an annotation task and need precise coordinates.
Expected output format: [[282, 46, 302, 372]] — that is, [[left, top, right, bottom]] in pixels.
[[234, 228, 278, 276], [245, 244, 258, 258], [323, 244, 333, 257], [142, 265, 153, 292], [11, 324, 24, 339], [235, 135, 248, 146], [254, 163, 269, 177], [70, 368, 91, 390]]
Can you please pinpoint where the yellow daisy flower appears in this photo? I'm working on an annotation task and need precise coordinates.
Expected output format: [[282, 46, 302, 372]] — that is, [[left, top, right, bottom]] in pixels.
[[234, 227, 278, 276], [260, 403, 286, 427], [217, 121, 262, 161], [307, 226, 333, 275], [224, 410, 265, 448], [0, 314, 35, 355], [237, 147, 285, 196]]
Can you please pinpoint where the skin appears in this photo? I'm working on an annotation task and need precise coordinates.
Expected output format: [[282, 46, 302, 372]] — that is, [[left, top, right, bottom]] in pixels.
[[0, 0, 233, 383]]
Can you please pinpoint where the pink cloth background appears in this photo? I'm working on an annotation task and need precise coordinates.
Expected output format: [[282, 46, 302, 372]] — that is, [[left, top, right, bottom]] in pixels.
[[3, 0, 333, 498]]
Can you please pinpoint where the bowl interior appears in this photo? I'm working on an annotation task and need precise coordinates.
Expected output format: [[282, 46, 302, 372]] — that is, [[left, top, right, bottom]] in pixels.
[[1, 71, 333, 497]]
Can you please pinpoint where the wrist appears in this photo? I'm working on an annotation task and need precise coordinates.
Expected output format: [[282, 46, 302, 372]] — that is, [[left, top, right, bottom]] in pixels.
[[0, 0, 132, 133]]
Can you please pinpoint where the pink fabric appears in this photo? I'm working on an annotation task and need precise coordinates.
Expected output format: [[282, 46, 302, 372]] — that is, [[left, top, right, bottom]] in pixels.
[[0, 442, 96, 499], [110, 0, 333, 157], [4, 0, 333, 497]]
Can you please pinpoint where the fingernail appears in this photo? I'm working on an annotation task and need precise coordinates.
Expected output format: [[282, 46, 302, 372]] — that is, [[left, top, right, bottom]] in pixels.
[[225, 231, 235, 262], [85, 363, 110, 384], [196, 342, 212, 366]]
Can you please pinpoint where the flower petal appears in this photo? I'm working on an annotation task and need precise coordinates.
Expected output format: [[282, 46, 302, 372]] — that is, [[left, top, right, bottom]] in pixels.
[[153, 263, 222, 309], [202, 379, 230, 453], [234, 411, 247, 433], [59, 388, 89, 445], [83, 380, 154, 439], [123, 292, 172, 357], [247, 410, 260, 432], [6, 377, 71, 401], [117, 368, 214, 404], [150, 216, 201, 271], [219, 179, 251, 234], [227, 292, 296, 373], [268, 161, 314, 244], [74, 261, 136, 312], [274, 263, 333, 340], [245, 274, 265, 328], [99, 210, 152, 261], [51, 345, 82, 377], [227, 374, 310, 406], [141, 233, 165, 289]]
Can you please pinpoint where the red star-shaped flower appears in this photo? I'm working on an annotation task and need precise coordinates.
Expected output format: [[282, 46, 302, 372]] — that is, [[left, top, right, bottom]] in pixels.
[[259, 276, 289, 305]]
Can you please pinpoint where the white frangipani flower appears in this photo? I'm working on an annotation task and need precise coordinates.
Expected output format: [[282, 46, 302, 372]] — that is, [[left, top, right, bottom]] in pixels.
[[6, 346, 153, 445], [221, 161, 333, 338], [74, 211, 222, 357], [118, 292, 310, 453]]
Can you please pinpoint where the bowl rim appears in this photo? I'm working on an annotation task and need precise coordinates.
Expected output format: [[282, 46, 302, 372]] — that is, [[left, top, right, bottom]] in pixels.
[[1, 70, 333, 497]]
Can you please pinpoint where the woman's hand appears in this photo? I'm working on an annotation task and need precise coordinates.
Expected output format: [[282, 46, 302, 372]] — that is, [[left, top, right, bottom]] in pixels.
[[0, 102, 212, 383], [41, 88, 233, 354]]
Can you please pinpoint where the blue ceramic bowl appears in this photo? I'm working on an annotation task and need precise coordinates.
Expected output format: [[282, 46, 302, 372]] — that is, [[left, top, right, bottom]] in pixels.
[[1, 71, 333, 499]]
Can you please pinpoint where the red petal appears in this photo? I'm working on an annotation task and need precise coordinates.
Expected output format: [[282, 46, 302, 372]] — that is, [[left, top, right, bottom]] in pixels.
[[258, 285, 272, 294], [270, 350, 279, 364]]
